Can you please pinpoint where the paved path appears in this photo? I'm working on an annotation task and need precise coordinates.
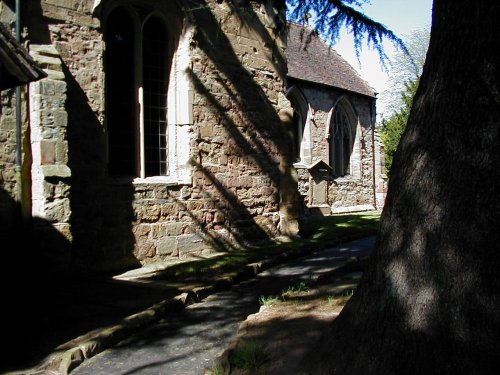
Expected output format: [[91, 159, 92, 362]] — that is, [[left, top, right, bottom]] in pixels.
[[73, 236, 375, 375]]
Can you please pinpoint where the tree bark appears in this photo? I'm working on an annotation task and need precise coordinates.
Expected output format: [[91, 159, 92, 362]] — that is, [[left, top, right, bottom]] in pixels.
[[311, 1, 500, 374]]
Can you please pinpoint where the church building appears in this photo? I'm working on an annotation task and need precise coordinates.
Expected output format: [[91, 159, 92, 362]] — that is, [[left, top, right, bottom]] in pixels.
[[0, 0, 385, 275]]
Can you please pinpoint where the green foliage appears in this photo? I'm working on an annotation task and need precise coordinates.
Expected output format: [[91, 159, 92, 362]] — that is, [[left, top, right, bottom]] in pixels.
[[283, 281, 309, 294], [298, 212, 380, 242], [205, 364, 224, 375], [281, 281, 310, 300], [259, 295, 280, 306], [380, 80, 418, 175], [145, 213, 379, 290], [230, 341, 269, 373], [287, 0, 408, 65]]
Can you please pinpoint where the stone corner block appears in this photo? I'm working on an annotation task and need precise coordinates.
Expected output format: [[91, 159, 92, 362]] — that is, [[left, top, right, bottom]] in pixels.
[[41, 164, 71, 178]]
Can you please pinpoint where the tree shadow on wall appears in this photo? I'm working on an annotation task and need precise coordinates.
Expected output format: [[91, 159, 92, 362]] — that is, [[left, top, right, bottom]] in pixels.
[[22, 0, 139, 273], [62, 63, 140, 273], [177, 0, 301, 247], [11, 1, 302, 267], [23, 0, 302, 271]]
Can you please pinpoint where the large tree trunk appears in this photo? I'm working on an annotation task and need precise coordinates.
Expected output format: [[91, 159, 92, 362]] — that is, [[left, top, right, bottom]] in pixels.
[[310, 1, 500, 374]]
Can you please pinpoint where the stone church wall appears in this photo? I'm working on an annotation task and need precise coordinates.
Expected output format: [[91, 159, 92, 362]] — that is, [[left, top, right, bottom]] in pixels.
[[0, 88, 19, 237], [0, 0, 384, 276], [288, 80, 380, 213], [0, 0, 290, 274]]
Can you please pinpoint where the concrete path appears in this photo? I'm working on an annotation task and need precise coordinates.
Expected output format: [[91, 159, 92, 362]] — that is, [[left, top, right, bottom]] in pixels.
[[72, 236, 375, 375]]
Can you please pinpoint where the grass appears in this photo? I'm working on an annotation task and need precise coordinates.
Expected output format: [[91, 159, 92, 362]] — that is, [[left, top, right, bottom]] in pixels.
[[260, 280, 312, 306], [259, 295, 280, 306], [283, 281, 309, 294], [230, 341, 269, 373], [146, 212, 380, 284], [298, 212, 381, 243], [205, 364, 225, 375]]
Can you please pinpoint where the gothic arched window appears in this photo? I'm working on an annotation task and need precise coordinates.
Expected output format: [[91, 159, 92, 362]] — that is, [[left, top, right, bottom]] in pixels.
[[329, 102, 354, 177], [105, 6, 169, 177], [286, 86, 311, 165]]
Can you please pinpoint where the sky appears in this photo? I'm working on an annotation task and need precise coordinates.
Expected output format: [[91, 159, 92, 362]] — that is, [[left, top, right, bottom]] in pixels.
[[317, 0, 434, 117]]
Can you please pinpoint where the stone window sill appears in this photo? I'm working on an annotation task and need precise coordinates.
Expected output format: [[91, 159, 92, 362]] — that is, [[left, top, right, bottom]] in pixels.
[[107, 176, 185, 186]]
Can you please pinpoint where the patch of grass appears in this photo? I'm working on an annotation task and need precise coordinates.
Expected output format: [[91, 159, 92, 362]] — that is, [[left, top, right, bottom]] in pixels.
[[285, 281, 309, 293], [260, 283, 315, 306], [259, 295, 280, 306], [299, 212, 380, 243], [146, 212, 380, 286], [205, 363, 224, 375], [281, 281, 310, 299], [230, 341, 269, 373]]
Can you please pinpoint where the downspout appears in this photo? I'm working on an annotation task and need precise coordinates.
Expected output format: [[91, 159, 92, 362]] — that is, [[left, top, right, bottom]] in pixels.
[[15, 0, 22, 206]]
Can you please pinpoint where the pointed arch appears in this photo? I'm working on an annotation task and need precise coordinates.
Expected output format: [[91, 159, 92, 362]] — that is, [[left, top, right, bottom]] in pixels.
[[286, 85, 312, 165], [326, 96, 358, 177], [102, 0, 192, 183]]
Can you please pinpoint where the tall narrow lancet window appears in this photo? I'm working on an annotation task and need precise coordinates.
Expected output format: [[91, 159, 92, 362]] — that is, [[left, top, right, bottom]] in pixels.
[[104, 6, 170, 178], [105, 8, 136, 176], [286, 86, 310, 165], [143, 17, 169, 177], [330, 104, 354, 177], [291, 110, 304, 163]]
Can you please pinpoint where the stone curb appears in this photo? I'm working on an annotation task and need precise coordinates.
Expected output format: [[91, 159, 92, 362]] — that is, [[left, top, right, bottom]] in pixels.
[[15, 233, 372, 375]]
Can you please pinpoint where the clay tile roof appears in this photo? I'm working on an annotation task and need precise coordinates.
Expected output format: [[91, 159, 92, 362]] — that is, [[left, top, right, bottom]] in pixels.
[[0, 23, 46, 90], [286, 22, 376, 98]]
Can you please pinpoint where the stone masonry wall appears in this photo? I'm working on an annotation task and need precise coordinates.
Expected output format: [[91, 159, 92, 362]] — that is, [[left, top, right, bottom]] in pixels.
[[186, 1, 287, 244], [0, 0, 291, 273], [1, 0, 385, 276], [0, 0, 382, 275], [29, 44, 73, 262], [0, 23, 32, 241], [0, 88, 18, 236], [289, 80, 378, 213], [374, 130, 388, 209], [18, 0, 106, 270], [123, 1, 289, 266]]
